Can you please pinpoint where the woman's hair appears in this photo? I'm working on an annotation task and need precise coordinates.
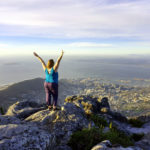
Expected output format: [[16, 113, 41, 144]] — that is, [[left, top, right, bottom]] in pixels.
[[47, 59, 54, 69]]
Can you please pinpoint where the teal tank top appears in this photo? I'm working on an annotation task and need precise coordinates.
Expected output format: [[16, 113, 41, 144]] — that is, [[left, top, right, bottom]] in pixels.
[[45, 68, 58, 83]]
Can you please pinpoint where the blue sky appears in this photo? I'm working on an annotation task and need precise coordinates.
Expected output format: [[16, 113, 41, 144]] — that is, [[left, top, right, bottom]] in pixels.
[[0, 0, 150, 56]]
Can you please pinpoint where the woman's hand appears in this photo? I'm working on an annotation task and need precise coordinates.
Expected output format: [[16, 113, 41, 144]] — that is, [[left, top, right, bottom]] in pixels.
[[33, 52, 46, 70], [33, 52, 39, 57], [61, 50, 64, 55]]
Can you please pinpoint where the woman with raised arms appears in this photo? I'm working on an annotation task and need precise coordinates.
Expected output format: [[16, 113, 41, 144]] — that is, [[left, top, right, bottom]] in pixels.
[[33, 50, 64, 111]]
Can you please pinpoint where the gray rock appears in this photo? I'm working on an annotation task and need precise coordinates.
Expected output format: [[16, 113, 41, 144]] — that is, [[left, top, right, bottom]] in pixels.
[[91, 140, 142, 150], [137, 114, 150, 122], [25, 109, 57, 124], [55, 145, 72, 150], [135, 137, 150, 150], [0, 123, 55, 150], [109, 111, 128, 122], [51, 102, 90, 145], [91, 140, 112, 150], [0, 115, 21, 125], [100, 97, 110, 109], [132, 124, 150, 150], [5, 100, 46, 119], [0, 99, 91, 149], [126, 122, 150, 135], [0, 96, 148, 150]]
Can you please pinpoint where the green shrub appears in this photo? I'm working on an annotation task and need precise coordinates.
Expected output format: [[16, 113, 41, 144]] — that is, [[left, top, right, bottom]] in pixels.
[[88, 114, 108, 128], [131, 133, 144, 141], [128, 118, 144, 128], [104, 128, 134, 147], [68, 127, 103, 150], [68, 127, 133, 150]]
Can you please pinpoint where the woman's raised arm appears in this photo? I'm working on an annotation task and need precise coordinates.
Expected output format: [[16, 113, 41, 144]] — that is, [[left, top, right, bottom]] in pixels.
[[54, 50, 64, 72], [33, 52, 46, 71]]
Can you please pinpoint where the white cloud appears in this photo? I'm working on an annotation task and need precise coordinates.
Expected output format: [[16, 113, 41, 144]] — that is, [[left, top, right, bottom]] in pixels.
[[68, 42, 113, 47], [0, 0, 149, 39], [0, 43, 8, 47]]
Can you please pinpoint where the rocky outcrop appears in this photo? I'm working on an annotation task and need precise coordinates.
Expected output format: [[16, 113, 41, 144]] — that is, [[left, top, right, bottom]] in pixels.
[[0, 123, 54, 150], [0, 95, 149, 150], [126, 121, 150, 149], [65, 95, 127, 124], [5, 100, 46, 119], [0, 98, 90, 150]]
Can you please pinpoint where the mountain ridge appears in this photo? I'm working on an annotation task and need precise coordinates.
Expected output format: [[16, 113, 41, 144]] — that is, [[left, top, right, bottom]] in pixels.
[[1, 78, 150, 117]]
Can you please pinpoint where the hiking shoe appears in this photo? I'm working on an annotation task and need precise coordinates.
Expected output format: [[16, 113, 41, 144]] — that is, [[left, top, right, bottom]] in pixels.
[[48, 106, 52, 111], [53, 106, 60, 111]]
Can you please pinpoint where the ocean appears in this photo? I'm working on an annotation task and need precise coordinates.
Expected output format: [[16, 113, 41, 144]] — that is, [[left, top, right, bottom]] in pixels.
[[1, 55, 150, 86]]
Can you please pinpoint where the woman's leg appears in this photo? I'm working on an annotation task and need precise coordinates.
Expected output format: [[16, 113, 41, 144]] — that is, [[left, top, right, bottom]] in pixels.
[[51, 83, 58, 107], [44, 82, 51, 106]]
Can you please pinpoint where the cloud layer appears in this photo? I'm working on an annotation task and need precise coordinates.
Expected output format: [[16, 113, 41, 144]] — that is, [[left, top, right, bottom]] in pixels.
[[0, 0, 150, 40]]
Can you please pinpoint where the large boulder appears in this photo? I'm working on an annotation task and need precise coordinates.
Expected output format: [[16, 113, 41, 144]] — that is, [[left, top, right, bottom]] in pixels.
[[0, 115, 20, 125], [5, 100, 46, 119], [126, 121, 150, 150], [65, 95, 127, 122], [0, 123, 55, 150], [99, 97, 110, 109], [0, 98, 90, 150], [25, 102, 90, 146], [135, 132, 150, 150]]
